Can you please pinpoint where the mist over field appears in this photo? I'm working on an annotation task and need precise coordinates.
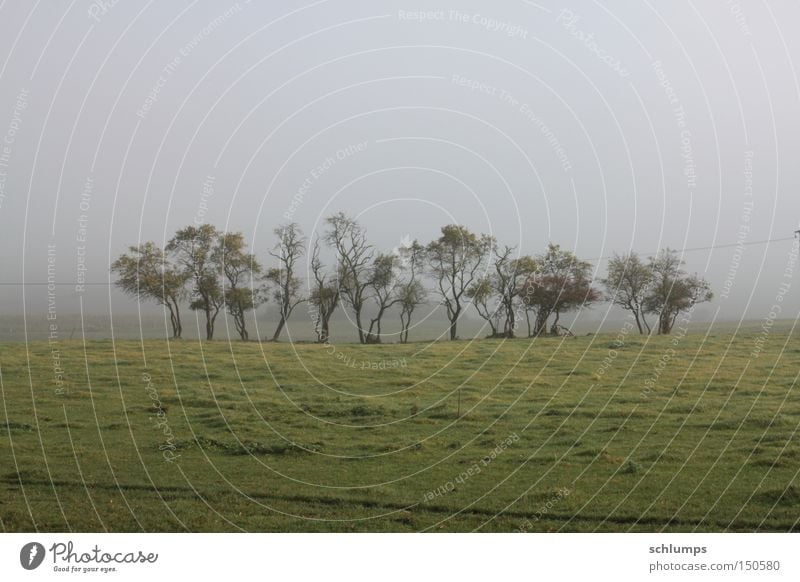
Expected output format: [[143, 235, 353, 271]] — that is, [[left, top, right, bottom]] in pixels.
[[0, 1, 799, 339], [3, 0, 800, 545]]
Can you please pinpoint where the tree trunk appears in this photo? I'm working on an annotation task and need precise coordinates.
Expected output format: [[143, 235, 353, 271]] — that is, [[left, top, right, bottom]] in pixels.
[[534, 310, 549, 337], [206, 307, 219, 341], [165, 298, 183, 338], [448, 304, 461, 340], [355, 307, 365, 344], [236, 312, 248, 341], [659, 312, 671, 335], [670, 310, 681, 334], [272, 315, 286, 341], [550, 310, 561, 335], [400, 312, 409, 344], [166, 303, 178, 339], [505, 303, 515, 338], [204, 307, 213, 340], [633, 311, 644, 335], [320, 315, 330, 343]]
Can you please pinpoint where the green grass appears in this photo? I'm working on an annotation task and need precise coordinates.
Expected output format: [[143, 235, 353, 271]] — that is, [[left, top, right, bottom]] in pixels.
[[1, 329, 799, 532]]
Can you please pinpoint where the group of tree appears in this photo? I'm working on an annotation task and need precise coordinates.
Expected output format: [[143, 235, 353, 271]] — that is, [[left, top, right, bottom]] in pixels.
[[470, 242, 602, 339], [112, 224, 302, 341], [111, 213, 713, 343], [602, 250, 713, 335]]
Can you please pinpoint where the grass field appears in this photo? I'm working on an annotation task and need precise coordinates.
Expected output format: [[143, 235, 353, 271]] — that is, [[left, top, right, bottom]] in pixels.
[[1, 327, 799, 532]]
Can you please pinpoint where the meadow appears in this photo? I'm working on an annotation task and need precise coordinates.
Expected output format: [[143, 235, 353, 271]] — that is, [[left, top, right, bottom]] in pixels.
[[1, 326, 799, 532]]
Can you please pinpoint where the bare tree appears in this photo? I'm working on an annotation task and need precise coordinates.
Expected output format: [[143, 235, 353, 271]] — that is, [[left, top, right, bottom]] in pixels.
[[215, 232, 265, 341], [467, 276, 503, 336], [111, 242, 188, 338], [427, 225, 493, 340], [266, 223, 306, 341], [397, 240, 427, 344], [309, 240, 340, 343], [166, 224, 225, 340], [467, 247, 538, 339], [325, 212, 373, 343], [601, 252, 653, 334], [365, 253, 402, 343], [493, 247, 538, 338]]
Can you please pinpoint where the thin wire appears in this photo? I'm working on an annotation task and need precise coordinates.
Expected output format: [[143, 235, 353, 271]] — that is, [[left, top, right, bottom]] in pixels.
[[586, 236, 796, 262]]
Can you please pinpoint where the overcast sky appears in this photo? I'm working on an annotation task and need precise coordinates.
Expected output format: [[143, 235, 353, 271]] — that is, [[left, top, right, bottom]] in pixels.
[[1, 0, 799, 333]]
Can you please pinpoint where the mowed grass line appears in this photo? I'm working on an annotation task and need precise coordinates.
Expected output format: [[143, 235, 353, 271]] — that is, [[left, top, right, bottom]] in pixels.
[[1, 332, 799, 532]]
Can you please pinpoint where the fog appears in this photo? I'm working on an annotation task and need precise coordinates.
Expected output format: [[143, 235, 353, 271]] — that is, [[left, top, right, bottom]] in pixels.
[[1, 0, 799, 339]]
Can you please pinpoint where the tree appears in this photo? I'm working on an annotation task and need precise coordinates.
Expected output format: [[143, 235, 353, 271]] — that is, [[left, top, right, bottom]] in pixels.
[[365, 253, 402, 343], [397, 239, 427, 344], [166, 224, 224, 340], [644, 249, 713, 335], [467, 276, 503, 336], [601, 252, 653, 334], [520, 243, 600, 336], [111, 242, 188, 338], [266, 223, 306, 341], [309, 240, 340, 343], [467, 246, 538, 338], [325, 213, 373, 344], [493, 248, 538, 338], [214, 232, 265, 341], [548, 275, 601, 335], [427, 225, 493, 340]]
